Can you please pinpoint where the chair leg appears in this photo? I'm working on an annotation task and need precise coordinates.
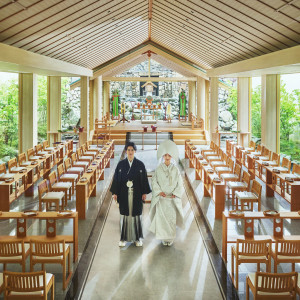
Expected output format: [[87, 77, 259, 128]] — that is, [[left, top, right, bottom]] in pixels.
[[246, 278, 249, 300], [63, 260, 66, 290], [236, 261, 239, 290], [292, 263, 295, 272], [274, 262, 277, 273], [231, 249, 235, 286], [257, 263, 260, 272], [52, 277, 55, 300]]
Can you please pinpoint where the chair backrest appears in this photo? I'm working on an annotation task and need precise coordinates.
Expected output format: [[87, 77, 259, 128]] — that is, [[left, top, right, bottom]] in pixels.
[[18, 153, 26, 165], [27, 148, 34, 159], [48, 171, 57, 189], [38, 180, 48, 199], [71, 153, 77, 165], [271, 152, 280, 165], [237, 239, 271, 256], [282, 157, 292, 172], [263, 148, 271, 159], [275, 240, 300, 257], [217, 148, 222, 157], [76, 148, 81, 158], [82, 144, 87, 152], [241, 171, 251, 188], [257, 144, 262, 152], [249, 140, 256, 149], [7, 158, 17, 172], [0, 240, 25, 257], [57, 164, 64, 178], [254, 272, 297, 296], [0, 163, 6, 175], [30, 239, 65, 258], [35, 144, 43, 154], [292, 164, 300, 176], [42, 140, 49, 149], [228, 158, 234, 171], [234, 163, 242, 179], [64, 157, 71, 171], [251, 180, 262, 199], [4, 270, 47, 296]]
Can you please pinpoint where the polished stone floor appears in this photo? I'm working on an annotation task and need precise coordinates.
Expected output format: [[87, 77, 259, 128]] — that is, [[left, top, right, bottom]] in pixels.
[[81, 145, 223, 300]]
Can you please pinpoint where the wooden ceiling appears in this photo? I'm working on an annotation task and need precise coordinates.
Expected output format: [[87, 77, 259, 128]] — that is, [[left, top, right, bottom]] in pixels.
[[0, 0, 299, 71]]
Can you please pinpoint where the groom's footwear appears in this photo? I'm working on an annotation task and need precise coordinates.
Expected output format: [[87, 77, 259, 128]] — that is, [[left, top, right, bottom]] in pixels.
[[119, 241, 126, 247], [135, 240, 143, 247]]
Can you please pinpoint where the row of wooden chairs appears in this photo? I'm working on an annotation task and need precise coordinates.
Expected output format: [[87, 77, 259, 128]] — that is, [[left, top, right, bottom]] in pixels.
[[0, 239, 71, 290], [199, 141, 262, 211], [232, 239, 300, 290]]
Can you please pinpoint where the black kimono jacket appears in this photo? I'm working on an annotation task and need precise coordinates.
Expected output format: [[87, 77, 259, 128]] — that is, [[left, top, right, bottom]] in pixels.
[[110, 157, 151, 216]]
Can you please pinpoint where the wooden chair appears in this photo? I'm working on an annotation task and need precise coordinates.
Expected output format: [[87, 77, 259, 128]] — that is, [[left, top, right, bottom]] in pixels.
[[77, 148, 93, 163], [271, 240, 300, 273], [228, 170, 251, 204], [206, 147, 223, 163], [4, 270, 54, 299], [42, 140, 55, 152], [38, 179, 65, 211], [235, 179, 262, 211], [0, 240, 30, 272], [27, 148, 39, 161], [57, 164, 78, 195], [64, 158, 84, 177], [292, 164, 300, 176], [210, 152, 228, 170], [35, 144, 48, 156], [81, 144, 97, 158], [215, 157, 234, 176], [48, 171, 72, 204], [245, 140, 256, 152], [232, 239, 272, 289], [18, 152, 31, 167], [0, 163, 6, 175], [256, 144, 262, 154], [221, 162, 241, 183], [30, 239, 72, 290], [246, 271, 297, 299], [71, 153, 89, 171]]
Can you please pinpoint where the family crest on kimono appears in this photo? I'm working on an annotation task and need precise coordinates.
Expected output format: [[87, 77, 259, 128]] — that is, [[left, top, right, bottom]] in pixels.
[[110, 141, 151, 247], [149, 140, 184, 246]]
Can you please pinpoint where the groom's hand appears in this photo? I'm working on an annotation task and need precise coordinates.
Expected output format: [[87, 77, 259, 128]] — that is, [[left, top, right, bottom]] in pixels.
[[113, 194, 117, 202], [159, 192, 166, 197], [142, 194, 147, 201]]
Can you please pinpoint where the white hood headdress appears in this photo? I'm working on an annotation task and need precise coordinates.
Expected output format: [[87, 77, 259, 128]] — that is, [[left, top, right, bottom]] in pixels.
[[157, 140, 179, 162]]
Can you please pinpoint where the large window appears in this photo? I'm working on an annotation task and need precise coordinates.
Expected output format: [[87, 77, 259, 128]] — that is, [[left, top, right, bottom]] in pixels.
[[0, 72, 19, 164], [251, 77, 261, 143], [37, 76, 47, 143], [280, 74, 300, 163]]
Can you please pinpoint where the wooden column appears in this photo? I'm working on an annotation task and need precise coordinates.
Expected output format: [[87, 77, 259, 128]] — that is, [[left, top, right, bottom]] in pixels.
[[89, 80, 94, 131], [210, 77, 219, 143], [94, 76, 103, 120], [197, 76, 205, 120], [47, 76, 61, 145], [261, 75, 280, 153], [103, 81, 110, 116], [80, 76, 89, 144], [205, 80, 210, 131], [188, 81, 196, 118], [19, 73, 38, 153], [237, 77, 250, 147]]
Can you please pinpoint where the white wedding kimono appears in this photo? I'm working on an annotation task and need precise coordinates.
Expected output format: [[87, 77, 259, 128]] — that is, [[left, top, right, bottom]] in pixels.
[[149, 163, 184, 241]]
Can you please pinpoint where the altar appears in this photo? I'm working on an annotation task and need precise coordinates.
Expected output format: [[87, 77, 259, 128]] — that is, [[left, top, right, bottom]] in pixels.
[[138, 103, 161, 124]]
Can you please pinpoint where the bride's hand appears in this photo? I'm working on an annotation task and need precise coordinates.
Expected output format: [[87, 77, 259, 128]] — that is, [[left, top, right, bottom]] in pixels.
[[159, 192, 166, 197]]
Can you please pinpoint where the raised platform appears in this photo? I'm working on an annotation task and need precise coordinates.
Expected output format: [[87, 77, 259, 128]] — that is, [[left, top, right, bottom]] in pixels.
[[93, 120, 208, 145]]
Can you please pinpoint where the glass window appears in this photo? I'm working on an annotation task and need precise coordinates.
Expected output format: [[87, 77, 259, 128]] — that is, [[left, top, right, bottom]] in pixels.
[[251, 77, 261, 143], [280, 74, 300, 163], [0, 72, 19, 164], [37, 75, 47, 143]]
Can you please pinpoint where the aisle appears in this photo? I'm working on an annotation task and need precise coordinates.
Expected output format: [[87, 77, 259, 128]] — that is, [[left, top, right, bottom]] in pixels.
[[81, 146, 223, 300]]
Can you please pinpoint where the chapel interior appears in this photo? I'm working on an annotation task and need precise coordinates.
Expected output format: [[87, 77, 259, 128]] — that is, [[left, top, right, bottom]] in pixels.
[[0, 0, 299, 299]]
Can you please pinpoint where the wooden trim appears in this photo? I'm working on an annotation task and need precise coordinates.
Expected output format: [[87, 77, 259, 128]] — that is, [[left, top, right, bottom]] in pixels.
[[103, 76, 196, 82]]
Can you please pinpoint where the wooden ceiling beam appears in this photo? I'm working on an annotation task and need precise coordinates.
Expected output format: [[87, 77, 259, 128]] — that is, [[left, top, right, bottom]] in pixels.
[[148, 0, 152, 40], [103, 76, 197, 82]]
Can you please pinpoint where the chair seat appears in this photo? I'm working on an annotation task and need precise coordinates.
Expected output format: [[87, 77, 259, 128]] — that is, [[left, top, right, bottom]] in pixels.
[[216, 167, 231, 172], [37, 151, 48, 156], [235, 191, 258, 200], [10, 273, 53, 296], [85, 151, 96, 156], [276, 255, 300, 260], [20, 161, 32, 166], [264, 161, 278, 166], [42, 192, 64, 200], [61, 174, 78, 180], [252, 152, 261, 156], [45, 147, 55, 151], [11, 167, 27, 172], [207, 156, 221, 161], [29, 156, 41, 161], [221, 174, 239, 179], [73, 161, 89, 167], [79, 156, 93, 161], [228, 182, 247, 189], [33, 244, 70, 260], [239, 255, 268, 260], [210, 161, 225, 166], [258, 156, 269, 161], [248, 273, 291, 296], [204, 151, 217, 156], [245, 147, 255, 151], [68, 167, 84, 173], [273, 167, 289, 172], [52, 182, 72, 189], [0, 244, 30, 260]]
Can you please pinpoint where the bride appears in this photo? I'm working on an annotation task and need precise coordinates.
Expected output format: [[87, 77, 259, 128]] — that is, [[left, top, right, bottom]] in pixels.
[[149, 140, 184, 246]]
